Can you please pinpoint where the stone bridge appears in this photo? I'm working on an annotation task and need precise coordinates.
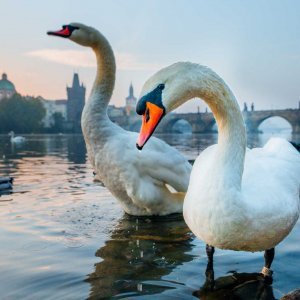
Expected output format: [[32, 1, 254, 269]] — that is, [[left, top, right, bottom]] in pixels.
[[243, 109, 300, 133], [110, 108, 300, 133]]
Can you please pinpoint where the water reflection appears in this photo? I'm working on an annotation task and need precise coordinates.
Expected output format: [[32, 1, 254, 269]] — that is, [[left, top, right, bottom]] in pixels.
[[86, 213, 283, 300], [0, 134, 47, 158], [87, 214, 193, 299], [0, 133, 299, 299], [0, 134, 86, 164], [194, 271, 275, 300], [67, 134, 86, 164]]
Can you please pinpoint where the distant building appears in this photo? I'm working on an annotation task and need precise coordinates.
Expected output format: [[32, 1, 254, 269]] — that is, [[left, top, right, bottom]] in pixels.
[[108, 105, 125, 117], [125, 83, 137, 116], [0, 73, 16, 100], [66, 73, 86, 132], [41, 73, 85, 131], [41, 98, 67, 128]]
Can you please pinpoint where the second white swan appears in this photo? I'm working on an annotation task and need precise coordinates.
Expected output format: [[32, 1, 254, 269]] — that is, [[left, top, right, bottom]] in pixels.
[[136, 62, 300, 277], [47, 24, 191, 216], [9, 131, 25, 143]]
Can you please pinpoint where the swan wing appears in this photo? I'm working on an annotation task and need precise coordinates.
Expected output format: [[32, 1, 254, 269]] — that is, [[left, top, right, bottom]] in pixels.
[[12, 136, 25, 143], [138, 135, 192, 192], [93, 131, 192, 215], [242, 138, 300, 217], [124, 133, 191, 212]]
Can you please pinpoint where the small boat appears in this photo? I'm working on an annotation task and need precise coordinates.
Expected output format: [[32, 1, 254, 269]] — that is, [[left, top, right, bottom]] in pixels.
[[0, 177, 13, 193]]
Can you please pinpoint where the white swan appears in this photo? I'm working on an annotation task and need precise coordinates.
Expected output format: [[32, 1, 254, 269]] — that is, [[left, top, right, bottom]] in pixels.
[[47, 24, 191, 216], [8, 131, 25, 143], [136, 62, 300, 276]]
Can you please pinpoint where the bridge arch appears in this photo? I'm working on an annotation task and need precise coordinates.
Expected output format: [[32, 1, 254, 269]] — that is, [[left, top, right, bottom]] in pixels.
[[172, 119, 193, 133], [160, 118, 193, 133], [244, 110, 300, 133], [204, 119, 217, 132], [258, 116, 292, 133], [253, 115, 293, 133]]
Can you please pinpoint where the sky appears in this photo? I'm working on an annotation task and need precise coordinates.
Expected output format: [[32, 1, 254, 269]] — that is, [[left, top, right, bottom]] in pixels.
[[1, 0, 300, 113]]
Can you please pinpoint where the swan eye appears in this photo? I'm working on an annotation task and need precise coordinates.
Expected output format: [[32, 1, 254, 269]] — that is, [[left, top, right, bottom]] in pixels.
[[136, 100, 146, 115], [68, 25, 79, 32], [158, 84, 165, 90]]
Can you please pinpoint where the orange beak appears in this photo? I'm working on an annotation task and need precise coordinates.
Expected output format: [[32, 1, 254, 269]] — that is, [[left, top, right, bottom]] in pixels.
[[136, 102, 165, 150]]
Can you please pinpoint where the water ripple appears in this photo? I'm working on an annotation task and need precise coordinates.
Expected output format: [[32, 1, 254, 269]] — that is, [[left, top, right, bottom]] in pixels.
[[0, 133, 299, 299]]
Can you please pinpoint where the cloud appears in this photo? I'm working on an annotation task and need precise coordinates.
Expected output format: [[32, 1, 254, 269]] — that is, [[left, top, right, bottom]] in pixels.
[[116, 52, 162, 71], [26, 49, 94, 67], [26, 49, 162, 71]]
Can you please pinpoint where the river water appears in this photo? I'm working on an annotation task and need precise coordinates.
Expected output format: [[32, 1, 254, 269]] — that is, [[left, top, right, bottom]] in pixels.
[[0, 132, 299, 299]]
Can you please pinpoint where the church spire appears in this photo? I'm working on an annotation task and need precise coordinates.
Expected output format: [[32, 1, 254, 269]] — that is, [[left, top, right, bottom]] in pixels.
[[72, 73, 80, 88], [129, 82, 134, 98], [125, 82, 137, 116]]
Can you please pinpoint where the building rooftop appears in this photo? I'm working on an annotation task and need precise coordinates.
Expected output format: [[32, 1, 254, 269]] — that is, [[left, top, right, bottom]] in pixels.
[[126, 83, 136, 101], [0, 73, 16, 91], [55, 99, 68, 105]]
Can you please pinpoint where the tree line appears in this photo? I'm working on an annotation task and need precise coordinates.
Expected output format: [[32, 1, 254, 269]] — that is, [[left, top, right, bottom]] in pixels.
[[0, 94, 46, 133]]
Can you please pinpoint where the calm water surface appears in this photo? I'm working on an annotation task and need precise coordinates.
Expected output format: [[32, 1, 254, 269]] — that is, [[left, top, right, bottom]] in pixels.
[[0, 132, 299, 299]]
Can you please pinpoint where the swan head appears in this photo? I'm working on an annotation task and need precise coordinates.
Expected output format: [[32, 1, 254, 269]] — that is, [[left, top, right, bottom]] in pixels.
[[47, 23, 99, 47], [135, 83, 165, 149], [136, 62, 198, 149]]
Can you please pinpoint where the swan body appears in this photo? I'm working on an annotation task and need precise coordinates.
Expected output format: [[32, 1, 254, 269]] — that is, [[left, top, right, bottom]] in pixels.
[[48, 24, 191, 216], [136, 62, 300, 251], [185, 137, 299, 251], [8, 131, 25, 143]]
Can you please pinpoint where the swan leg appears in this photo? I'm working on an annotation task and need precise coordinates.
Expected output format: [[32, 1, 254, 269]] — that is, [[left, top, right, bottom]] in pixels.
[[204, 244, 215, 290], [261, 248, 274, 282]]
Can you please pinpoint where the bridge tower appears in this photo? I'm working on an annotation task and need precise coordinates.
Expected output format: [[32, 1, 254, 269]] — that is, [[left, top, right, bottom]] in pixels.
[[125, 83, 137, 116], [66, 73, 86, 133]]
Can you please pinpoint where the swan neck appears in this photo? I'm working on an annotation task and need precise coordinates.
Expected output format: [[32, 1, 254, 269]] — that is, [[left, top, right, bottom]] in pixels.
[[81, 31, 118, 143], [213, 101, 246, 187], [190, 70, 246, 187], [87, 33, 116, 115]]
